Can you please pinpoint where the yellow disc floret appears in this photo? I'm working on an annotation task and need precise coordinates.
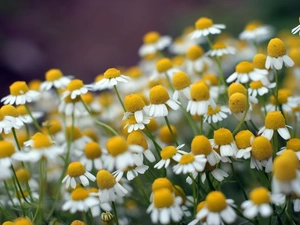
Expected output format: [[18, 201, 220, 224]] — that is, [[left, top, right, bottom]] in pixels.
[[124, 94, 145, 113], [250, 187, 270, 205], [250, 81, 263, 90], [16, 168, 31, 183], [158, 125, 177, 144], [253, 53, 267, 69], [66, 79, 84, 91], [84, 142, 102, 159], [31, 132, 52, 148], [179, 153, 195, 164], [286, 138, 300, 152], [160, 146, 177, 160], [186, 45, 204, 60], [127, 131, 148, 150], [96, 169, 116, 189], [153, 188, 174, 208], [235, 130, 254, 149], [104, 68, 121, 79], [172, 71, 191, 90], [9, 81, 29, 96], [1, 105, 19, 118], [212, 41, 226, 49], [195, 17, 213, 30], [67, 162, 86, 177], [214, 128, 234, 145], [206, 191, 227, 212], [228, 83, 247, 96], [289, 48, 300, 66], [156, 58, 173, 73], [191, 135, 212, 156], [236, 61, 254, 73], [71, 187, 89, 201], [152, 178, 173, 192], [13, 217, 33, 225], [126, 66, 142, 79], [106, 136, 128, 157], [244, 21, 261, 31], [206, 105, 220, 116], [16, 105, 27, 116], [202, 74, 219, 86], [65, 126, 82, 141], [267, 38, 286, 57], [143, 31, 160, 44], [229, 93, 247, 113], [43, 119, 62, 135], [273, 153, 298, 181], [265, 111, 286, 130], [251, 136, 273, 160], [149, 85, 170, 104], [190, 82, 210, 101], [45, 69, 63, 81], [71, 220, 86, 225]]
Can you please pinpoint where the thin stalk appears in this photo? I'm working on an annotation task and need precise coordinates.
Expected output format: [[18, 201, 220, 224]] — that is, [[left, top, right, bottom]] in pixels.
[[10, 165, 30, 204], [134, 176, 150, 205], [0, 204, 11, 220], [230, 163, 248, 200], [164, 116, 179, 146], [4, 181, 19, 217], [24, 104, 42, 132], [112, 202, 120, 225], [33, 159, 45, 223], [113, 85, 126, 112], [275, 69, 279, 111], [206, 172, 215, 191]]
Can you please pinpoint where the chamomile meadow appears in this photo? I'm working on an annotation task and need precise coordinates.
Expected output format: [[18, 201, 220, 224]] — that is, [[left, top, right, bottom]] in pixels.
[[1, 15, 300, 225]]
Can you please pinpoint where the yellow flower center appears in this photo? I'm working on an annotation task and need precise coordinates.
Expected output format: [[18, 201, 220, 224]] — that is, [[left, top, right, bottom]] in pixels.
[[265, 111, 286, 130], [67, 162, 86, 177], [1, 105, 19, 118], [43, 119, 62, 135], [71, 187, 89, 201], [253, 53, 267, 69], [2, 221, 14, 225], [251, 136, 273, 160], [126, 66, 142, 79], [289, 48, 300, 66], [45, 69, 63, 81], [286, 138, 300, 151], [206, 191, 227, 212], [96, 169, 116, 189], [153, 188, 174, 208], [156, 58, 173, 73], [214, 128, 234, 145], [191, 135, 212, 156], [13, 217, 33, 225], [212, 41, 226, 49], [28, 79, 41, 91], [250, 187, 270, 205], [172, 71, 191, 90], [281, 149, 299, 169], [127, 131, 148, 150], [195, 17, 213, 30], [160, 146, 177, 159], [244, 21, 261, 31], [124, 94, 145, 113], [267, 38, 286, 57], [106, 136, 128, 157], [273, 154, 298, 181], [0, 110, 4, 121], [9, 81, 29, 96], [152, 178, 173, 192], [179, 153, 195, 164], [158, 125, 177, 144], [104, 68, 121, 79], [235, 130, 254, 149], [250, 81, 263, 89], [16, 168, 31, 183], [190, 82, 210, 101], [236, 61, 254, 73], [207, 105, 221, 116], [149, 85, 170, 104], [71, 220, 85, 225], [16, 105, 27, 116], [95, 74, 104, 82], [229, 93, 247, 113], [31, 132, 52, 148], [66, 79, 84, 92], [84, 142, 102, 159], [228, 83, 247, 96], [81, 93, 94, 105], [0, 140, 15, 158], [172, 55, 185, 66], [65, 126, 82, 141], [143, 31, 160, 44], [186, 45, 204, 60], [202, 74, 219, 86]]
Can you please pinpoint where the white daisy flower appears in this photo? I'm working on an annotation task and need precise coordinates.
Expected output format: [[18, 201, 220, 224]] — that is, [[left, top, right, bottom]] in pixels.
[[147, 188, 183, 225], [138, 31, 171, 57], [206, 41, 236, 57], [62, 162, 96, 189], [190, 17, 226, 39], [235, 130, 255, 159], [239, 21, 274, 43], [40, 68, 72, 91], [154, 144, 186, 169], [0, 110, 14, 134], [200, 167, 229, 184], [124, 114, 150, 133], [149, 58, 180, 81], [0, 140, 16, 169], [291, 17, 300, 36], [61, 79, 90, 100], [93, 68, 130, 90], [1, 105, 30, 133], [189, 191, 236, 225], [80, 142, 104, 171], [123, 93, 147, 124], [16, 105, 44, 124], [144, 85, 180, 118], [204, 105, 230, 124], [265, 38, 294, 70], [173, 153, 207, 174], [265, 90, 298, 115], [248, 80, 276, 98], [171, 71, 191, 101], [1, 81, 40, 105], [211, 128, 237, 158], [258, 111, 291, 141], [113, 164, 149, 181], [277, 138, 300, 160]]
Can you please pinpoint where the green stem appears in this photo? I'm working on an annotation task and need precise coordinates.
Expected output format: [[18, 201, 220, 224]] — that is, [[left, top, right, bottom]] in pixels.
[[134, 176, 150, 205], [33, 159, 45, 223], [164, 116, 179, 146], [206, 172, 215, 191], [10, 165, 30, 204], [11, 175, 26, 216], [275, 69, 279, 111], [12, 128, 21, 151], [24, 104, 42, 132], [249, 119, 259, 132], [199, 116, 203, 135], [4, 181, 19, 217], [113, 85, 126, 112], [230, 163, 248, 200], [112, 202, 120, 225], [0, 204, 11, 220]]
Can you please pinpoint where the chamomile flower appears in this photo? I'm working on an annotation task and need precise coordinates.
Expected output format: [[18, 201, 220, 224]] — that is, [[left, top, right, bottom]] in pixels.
[[147, 188, 183, 224], [229, 92, 251, 121], [58, 95, 86, 116], [206, 41, 236, 57], [226, 61, 267, 83], [250, 136, 273, 173], [154, 144, 186, 169], [61, 79, 90, 100], [149, 58, 180, 81], [0, 140, 16, 167], [1, 105, 29, 133], [13, 217, 34, 225], [241, 187, 273, 219], [265, 89, 298, 114], [123, 93, 147, 123], [0, 110, 12, 134], [190, 17, 226, 39], [265, 38, 294, 70], [212, 128, 237, 157], [291, 17, 300, 36], [248, 80, 276, 98], [1, 81, 40, 105], [190, 191, 236, 225], [92, 169, 128, 203], [138, 31, 172, 57], [277, 138, 300, 159], [191, 135, 221, 166], [258, 111, 291, 140], [113, 164, 149, 181], [40, 68, 72, 91], [272, 150, 300, 195], [94, 68, 130, 90], [187, 82, 216, 116], [123, 114, 150, 133], [16, 105, 43, 124], [62, 187, 99, 214], [172, 71, 191, 101], [144, 85, 180, 118], [173, 152, 207, 174], [62, 162, 96, 189], [239, 20, 274, 43], [200, 164, 229, 184], [80, 142, 104, 171], [203, 105, 230, 124], [235, 130, 255, 159], [103, 136, 143, 171]]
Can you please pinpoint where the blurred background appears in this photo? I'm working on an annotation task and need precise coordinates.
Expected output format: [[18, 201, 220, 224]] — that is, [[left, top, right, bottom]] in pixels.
[[0, 0, 299, 97]]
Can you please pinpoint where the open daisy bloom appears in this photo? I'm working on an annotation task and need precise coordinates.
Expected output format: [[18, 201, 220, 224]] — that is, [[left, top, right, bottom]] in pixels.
[[93, 68, 130, 89], [138, 31, 171, 57], [1, 81, 40, 105], [172, 71, 191, 101], [235, 130, 255, 159], [189, 191, 236, 225], [150, 58, 180, 81], [190, 17, 226, 39], [61, 79, 90, 100], [40, 68, 72, 91], [154, 144, 186, 169], [80, 141, 103, 171], [258, 111, 291, 140], [229, 92, 252, 121], [212, 128, 237, 158], [277, 138, 300, 159], [239, 20, 274, 43], [206, 41, 236, 57], [123, 93, 147, 124], [203, 105, 230, 124], [185, 45, 213, 74], [265, 38, 294, 70], [173, 152, 207, 174]]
